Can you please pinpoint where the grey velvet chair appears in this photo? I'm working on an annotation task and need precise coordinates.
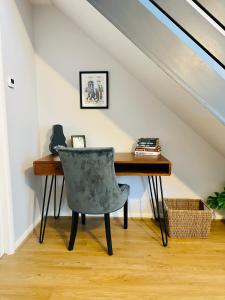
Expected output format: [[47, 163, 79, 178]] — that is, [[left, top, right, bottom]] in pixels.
[[58, 147, 129, 255]]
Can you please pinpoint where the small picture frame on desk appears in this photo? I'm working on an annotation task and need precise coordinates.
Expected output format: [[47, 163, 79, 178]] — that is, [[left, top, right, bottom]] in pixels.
[[79, 71, 108, 109], [71, 135, 86, 148]]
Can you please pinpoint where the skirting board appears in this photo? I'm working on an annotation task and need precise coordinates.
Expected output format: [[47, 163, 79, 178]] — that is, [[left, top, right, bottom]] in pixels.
[[47, 202, 225, 219], [15, 215, 42, 249], [48, 210, 225, 219], [15, 209, 225, 250], [48, 211, 154, 218], [15, 211, 153, 250]]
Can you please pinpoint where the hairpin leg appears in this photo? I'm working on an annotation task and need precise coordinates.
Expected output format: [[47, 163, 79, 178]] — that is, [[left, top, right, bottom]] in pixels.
[[39, 176, 54, 243], [54, 176, 65, 219], [159, 176, 168, 246], [54, 175, 57, 218], [148, 176, 158, 220], [147, 176, 168, 246], [124, 200, 128, 229]]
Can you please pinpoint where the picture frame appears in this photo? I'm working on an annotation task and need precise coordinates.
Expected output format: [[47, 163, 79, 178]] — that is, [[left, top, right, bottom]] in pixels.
[[71, 135, 86, 148], [79, 71, 108, 109]]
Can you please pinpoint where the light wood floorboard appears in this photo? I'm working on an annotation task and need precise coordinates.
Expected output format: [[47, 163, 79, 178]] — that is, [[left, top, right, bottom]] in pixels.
[[0, 218, 225, 300]]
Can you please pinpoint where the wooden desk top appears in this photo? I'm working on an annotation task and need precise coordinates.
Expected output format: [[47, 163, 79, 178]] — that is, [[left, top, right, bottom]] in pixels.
[[33, 153, 171, 176]]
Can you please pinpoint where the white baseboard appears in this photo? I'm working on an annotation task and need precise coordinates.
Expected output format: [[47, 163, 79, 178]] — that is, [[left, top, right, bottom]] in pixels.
[[15, 209, 224, 250], [15, 215, 41, 249], [48, 211, 154, 218]]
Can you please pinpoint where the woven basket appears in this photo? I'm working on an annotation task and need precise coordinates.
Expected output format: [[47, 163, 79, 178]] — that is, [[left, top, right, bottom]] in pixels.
[[164, 199, 212, 238]]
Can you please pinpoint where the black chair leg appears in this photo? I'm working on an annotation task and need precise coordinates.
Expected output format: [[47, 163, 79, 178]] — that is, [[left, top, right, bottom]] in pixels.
[[68, 211, 79, 251], [104, 213, 113, 256], [81, 213, 86, 225], [124, 200, 128, 229]]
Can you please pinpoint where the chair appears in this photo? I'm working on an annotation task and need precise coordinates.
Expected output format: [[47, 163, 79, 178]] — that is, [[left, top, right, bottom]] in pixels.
[[58, 147, 129, 255]]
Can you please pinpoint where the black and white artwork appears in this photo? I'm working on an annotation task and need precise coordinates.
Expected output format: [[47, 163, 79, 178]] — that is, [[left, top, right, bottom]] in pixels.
[[79, 71, 108, 109]]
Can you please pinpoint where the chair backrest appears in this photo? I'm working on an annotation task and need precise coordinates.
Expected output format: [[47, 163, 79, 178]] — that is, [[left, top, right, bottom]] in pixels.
[[58, 147, 124, 214]]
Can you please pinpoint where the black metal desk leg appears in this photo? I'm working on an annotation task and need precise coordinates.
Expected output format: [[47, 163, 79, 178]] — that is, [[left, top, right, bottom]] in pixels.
[[159, 176, 168, 243], [54, 175, 56, 218], [148, 176, 168, 247], [148, 176, 158, 220], [124, 200, 128, 229], [154, 176, 168, 246], [39, 176, 54, 243], [54, 176, 65, 219]]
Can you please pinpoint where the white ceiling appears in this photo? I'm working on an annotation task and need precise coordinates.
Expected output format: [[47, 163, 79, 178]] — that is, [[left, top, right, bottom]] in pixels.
[[27, 0, 225, 158], [44, 0, 225, 158], [29, 0, 52, 4]]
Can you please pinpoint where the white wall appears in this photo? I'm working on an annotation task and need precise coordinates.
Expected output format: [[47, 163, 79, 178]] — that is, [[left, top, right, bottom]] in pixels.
[[0, 28, 15, 255], [54, 0, 225, 160], [0, 0, 41, 244], [0, 0, 224, 251], [33, 5, 225, 218]]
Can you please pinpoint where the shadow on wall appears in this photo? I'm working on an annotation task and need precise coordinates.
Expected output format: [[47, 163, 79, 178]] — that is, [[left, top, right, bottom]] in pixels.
[[24, 167, 42, 225], [15, 0, 34, 47], [31, 5, 225, 201]]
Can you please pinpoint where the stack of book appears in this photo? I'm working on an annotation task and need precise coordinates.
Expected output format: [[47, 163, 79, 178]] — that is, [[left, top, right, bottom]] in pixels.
[[134, 138, 161, 156]]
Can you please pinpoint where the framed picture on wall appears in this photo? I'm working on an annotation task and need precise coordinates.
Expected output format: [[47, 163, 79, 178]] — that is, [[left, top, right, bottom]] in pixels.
[[71, 135, 86, 148], [79, 71, 108, 109]]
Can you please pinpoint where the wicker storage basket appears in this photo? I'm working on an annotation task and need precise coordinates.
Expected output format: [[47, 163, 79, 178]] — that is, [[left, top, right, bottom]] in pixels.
[[165, 199, 212, 238]]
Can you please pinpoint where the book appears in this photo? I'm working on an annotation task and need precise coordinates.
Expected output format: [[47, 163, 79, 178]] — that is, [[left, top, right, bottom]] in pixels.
[[138, 138, 159, 142], [135, 151, 161, 156], [135, 146, 161, 150], [135, 148, 161, 153], [135, 137, 161, 156], [135, 149, 161, 153], [137, 143, 158, 147], [137, 138, 159, 147], [135, 147, 160, 152]]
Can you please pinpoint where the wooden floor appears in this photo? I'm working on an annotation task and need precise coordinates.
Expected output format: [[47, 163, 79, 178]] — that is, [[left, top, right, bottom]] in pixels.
[[0, 218, 225, 300]]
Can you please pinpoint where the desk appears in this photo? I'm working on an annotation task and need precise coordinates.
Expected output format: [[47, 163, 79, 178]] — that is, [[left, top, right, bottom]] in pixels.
[[33, 153, 171, 246]]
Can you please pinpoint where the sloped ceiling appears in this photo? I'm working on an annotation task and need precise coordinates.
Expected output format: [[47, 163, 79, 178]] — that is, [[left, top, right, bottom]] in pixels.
[[29, 0, 51, 4], [33, 0, 224, 159], [30, 0, 225, 158]]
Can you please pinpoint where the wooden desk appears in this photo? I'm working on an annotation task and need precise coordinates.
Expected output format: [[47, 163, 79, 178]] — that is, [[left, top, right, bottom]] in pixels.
[[33, 153, 171, 246], [33, 153, 171, 176]]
